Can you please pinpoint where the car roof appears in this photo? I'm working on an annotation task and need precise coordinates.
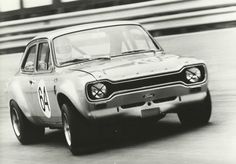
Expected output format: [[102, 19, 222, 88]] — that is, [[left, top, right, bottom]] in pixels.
[[30, 21, 140, 43]]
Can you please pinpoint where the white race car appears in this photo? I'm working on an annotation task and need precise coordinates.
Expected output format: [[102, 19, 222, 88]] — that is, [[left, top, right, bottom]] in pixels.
[[8, 21, 212, 154]]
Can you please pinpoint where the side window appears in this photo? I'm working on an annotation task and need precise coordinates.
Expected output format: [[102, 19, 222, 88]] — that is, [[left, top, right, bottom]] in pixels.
[[37, 42, 52, 72], [22, 45, 36, 72]]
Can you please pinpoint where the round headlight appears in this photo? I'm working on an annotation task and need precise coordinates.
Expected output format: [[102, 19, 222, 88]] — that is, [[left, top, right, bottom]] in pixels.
[[90, 83, 107, 99], [185, 67, 201, 83]]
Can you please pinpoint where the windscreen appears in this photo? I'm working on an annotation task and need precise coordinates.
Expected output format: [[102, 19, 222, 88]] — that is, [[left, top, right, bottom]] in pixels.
[[53, 25, 160, 66]]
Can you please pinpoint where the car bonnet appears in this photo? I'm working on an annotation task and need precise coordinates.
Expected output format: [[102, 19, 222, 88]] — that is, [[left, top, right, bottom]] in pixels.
[[69, 53, 204, 81]]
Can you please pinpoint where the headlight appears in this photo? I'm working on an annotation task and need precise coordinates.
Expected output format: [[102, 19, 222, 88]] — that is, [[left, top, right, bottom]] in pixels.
[[90, 83, 107, 99], [185, 67, 201, 83]]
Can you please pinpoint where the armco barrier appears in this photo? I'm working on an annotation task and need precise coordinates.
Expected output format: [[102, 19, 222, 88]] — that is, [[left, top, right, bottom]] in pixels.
[[1, 0, 236, 54]]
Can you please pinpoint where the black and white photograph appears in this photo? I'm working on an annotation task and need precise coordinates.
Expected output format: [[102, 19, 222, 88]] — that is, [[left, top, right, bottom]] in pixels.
[[0, 0, 236, 163]]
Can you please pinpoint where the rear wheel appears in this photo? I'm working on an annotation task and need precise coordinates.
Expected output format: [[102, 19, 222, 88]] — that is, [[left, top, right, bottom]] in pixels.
[[177, 90, 212, 126], [61, 100, 93, 155], [10, 101, 45, 144]]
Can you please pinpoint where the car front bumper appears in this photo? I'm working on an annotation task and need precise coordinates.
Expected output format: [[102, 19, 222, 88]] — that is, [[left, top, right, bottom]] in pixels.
[[87, 84, 208, 120]]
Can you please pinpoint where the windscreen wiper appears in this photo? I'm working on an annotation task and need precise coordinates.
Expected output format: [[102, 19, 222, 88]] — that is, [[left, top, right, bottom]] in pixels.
[[60, 58, 90, 65], [61, 56, 111, 65], [122, 49, 156, 55], [89, 56, 111, 61]]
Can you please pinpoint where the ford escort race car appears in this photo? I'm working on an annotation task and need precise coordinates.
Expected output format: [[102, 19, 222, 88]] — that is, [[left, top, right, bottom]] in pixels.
[[8, 21, 211, 154]]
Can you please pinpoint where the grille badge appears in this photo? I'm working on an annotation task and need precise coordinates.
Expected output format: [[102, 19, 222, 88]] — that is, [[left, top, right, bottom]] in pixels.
[[143, 93, 155, 99]]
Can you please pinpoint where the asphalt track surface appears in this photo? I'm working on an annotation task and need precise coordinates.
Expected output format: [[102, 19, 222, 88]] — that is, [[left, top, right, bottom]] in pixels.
[[0, 27, 236, 163]]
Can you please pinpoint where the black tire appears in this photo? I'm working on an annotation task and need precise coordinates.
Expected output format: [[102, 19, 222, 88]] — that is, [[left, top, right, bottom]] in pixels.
[[10, 101, 45, 144], [61, 100, 93, 155], [177, 90, 212, 127]]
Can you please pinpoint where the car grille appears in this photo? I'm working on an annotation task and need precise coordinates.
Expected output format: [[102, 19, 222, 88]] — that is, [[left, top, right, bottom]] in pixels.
[[87, 65, 206, 101]]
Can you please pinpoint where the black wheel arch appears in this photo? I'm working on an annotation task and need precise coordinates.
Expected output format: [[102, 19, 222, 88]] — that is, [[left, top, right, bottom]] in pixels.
[[57, 93, 85, 119], [9, 99, 24, 117]]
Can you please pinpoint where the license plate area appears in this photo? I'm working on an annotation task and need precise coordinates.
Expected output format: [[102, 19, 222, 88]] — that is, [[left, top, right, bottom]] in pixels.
[[141, 107, 160, 118]]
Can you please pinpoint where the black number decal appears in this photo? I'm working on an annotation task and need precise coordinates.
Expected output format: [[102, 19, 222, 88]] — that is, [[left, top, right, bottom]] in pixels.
[[43, 87, 50, 112], [38, 84, 51, 117], [38, 87, 45, 111]]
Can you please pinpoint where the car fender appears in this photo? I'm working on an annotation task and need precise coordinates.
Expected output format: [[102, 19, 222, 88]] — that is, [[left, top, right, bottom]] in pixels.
[[56, 76, 93, 119], [8, 80, 32, 118]]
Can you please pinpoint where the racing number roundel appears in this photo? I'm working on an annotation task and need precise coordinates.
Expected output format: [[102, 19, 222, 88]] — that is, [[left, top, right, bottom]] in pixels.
[[37, 80, 51, 118]]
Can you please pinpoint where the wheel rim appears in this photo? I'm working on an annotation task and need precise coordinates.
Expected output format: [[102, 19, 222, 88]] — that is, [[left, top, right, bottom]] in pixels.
[[11, 107, 20, 137], [63, 113, 71, 146]]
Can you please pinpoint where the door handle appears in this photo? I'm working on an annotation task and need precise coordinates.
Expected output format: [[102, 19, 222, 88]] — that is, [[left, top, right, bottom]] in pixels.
[[29, 80, 36, 85]]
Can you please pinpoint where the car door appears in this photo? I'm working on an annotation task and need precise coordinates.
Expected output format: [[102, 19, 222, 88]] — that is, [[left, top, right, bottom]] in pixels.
[[31, 40, 61, 126], [19, 44, 39, 119]]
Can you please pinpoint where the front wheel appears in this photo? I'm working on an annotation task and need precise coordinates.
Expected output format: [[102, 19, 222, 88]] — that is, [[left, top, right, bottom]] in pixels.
[[177, 90, 212, 126], [10, 101, 45, 144], [61, 100, 93, 155]]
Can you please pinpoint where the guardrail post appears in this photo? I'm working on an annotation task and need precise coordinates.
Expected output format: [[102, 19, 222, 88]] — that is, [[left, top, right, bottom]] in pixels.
[[53, 0, 64, 13]]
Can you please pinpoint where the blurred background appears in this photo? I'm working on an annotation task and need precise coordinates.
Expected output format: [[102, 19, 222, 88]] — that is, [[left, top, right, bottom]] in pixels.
[[0, 0, 150, 20], [1, 0, 236, 54], [0, 0, 236, 163]]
